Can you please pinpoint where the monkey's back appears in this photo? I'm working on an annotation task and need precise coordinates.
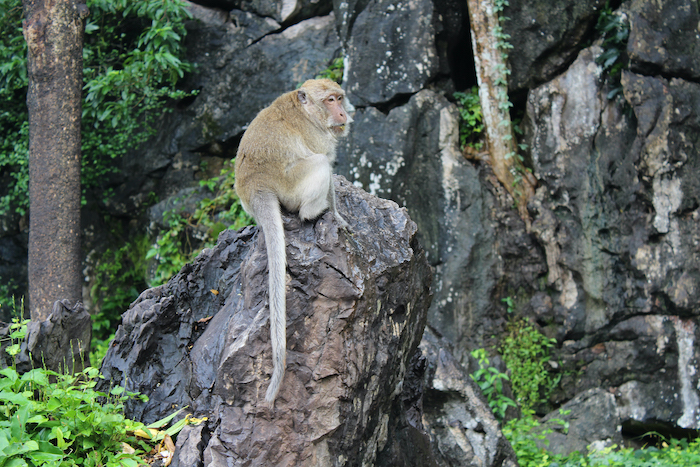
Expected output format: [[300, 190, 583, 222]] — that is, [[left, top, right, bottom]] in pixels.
[[234, 90, 334, 208]]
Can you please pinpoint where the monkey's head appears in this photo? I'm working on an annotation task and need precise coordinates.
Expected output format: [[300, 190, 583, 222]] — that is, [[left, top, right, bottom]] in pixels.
[[298, 79, 354, 137]]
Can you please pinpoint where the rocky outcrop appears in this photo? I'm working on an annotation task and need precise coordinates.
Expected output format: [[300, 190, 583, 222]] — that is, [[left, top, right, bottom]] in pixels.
[[504, 0, 605, 94], [100, 178, 437, 465], [526, 38, 700, 431], [539, 388, 623, 456]]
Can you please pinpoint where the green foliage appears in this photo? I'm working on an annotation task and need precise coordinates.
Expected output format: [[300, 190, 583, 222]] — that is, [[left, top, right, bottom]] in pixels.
[[575, 438, 700, 467], [595, 2, 630, 100], [499, 317, 559, 411], [315, 56, 345, 83], [0, 366, 149, 466], [0, 321, 144, 466], [478, 294, 700, 466], [0, 322, 199, 466], [147, 161, 254, 286], [470, 348, 517, 420], [2, 315, 29, 361], [454, 87, 484, 150], [0, 284, 24, 321], [81, 0, 194, 193], [89, 333, 114, 370], [0, 0, 194, 217], [0, 0, 29, 217], [502, 408, 558, 467]]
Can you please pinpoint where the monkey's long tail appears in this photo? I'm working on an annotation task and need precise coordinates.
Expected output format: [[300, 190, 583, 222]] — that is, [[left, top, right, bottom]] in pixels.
[[255, 193, 287, 403]]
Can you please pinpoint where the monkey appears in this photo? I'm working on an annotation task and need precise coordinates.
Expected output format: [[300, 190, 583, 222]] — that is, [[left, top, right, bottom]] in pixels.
[[234, 78, 354, 403]]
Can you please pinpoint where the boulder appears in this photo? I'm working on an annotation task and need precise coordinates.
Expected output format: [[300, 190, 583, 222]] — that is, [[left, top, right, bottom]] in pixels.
[[343, 0, 439, 106], [99, 177, 435, 465], [0, 299, 91, 374], [540, 388, 622, 456]]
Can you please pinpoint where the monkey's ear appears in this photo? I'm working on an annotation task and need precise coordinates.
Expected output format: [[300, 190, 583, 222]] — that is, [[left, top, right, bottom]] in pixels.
[[298, 89, 308, 104]]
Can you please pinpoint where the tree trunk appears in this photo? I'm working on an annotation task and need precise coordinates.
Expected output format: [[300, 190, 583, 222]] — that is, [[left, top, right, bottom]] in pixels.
[[23, 0, 88, 320], [467, 0, 536, 226]]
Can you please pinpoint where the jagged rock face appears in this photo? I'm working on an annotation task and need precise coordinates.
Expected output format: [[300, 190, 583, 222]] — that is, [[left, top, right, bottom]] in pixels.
[[540, 388, 623, 456], [626, 0, 700, 80], [503, 0, 605, 94], [419, 329, 518, 467], [99, 178, 435, 466], [335, 90, 541, 358], [526, 42, 700, 430], [343, 0, 439, 106]]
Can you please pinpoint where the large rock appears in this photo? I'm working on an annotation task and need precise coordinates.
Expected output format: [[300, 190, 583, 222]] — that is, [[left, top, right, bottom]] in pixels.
[[540, 388, 623, 456], [626, 0, 700, 81], [99, 177, 435, 465], [526, 44, 700, 430], [419, 329, 518, 467]]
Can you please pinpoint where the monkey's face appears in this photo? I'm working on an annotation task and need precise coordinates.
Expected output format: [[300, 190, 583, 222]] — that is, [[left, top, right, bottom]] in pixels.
[[298, 79, 354, 137], [324, 93, 353, 136]]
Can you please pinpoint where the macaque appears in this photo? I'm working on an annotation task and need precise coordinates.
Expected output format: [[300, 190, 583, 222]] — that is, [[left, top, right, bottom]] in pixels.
[[234, 78, 353, 403]]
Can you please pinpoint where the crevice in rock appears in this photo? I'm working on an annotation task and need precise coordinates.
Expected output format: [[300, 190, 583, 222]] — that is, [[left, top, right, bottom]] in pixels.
[[621, 419, 699, 447], [373, 93, 414, 115]]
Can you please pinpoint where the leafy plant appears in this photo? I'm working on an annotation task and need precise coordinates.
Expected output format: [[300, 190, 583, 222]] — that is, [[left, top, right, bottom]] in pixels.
[[0, 282, 23, 321], [315, 56, 345, 83], [147, 161, 254, 286], [0, 366, 146, 466], [0, 0, 30, 217], [595, 2, 630, 100], [454, 87, 484, 150], [0, 321, 203, 466], [502, 408, 558, 467], [505, 409, 700, 467], [499, 317, 558, 411], [470, 348, 517, 420]]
